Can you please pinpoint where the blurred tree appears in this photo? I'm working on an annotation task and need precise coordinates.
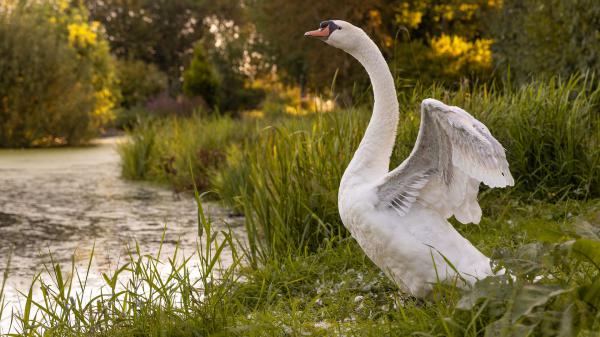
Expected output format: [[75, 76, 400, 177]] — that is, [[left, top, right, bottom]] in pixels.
[[201, 14, 265, 113], [85, 0, 202, 92], [0, 0, 117, 147], [116, 59, 167, 109], [488, 0, 600, 82], [384, 0, 497, 84], [183, 43, 221, 108], [85, 0, 244, 94]]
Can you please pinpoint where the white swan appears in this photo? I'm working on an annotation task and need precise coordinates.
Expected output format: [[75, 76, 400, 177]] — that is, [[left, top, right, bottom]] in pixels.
[[305, 20, 514, 297]]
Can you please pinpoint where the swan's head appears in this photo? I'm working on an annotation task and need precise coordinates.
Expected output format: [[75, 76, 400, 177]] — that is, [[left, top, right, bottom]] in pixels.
[[304, 20, 362, 51]]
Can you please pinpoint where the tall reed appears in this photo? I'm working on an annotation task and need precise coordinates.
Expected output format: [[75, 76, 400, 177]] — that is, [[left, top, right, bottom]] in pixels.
[[1, 200, 242, 336], [215, 111, 369, 263], [214, 76, 600, 262], [118, 115, 256, 191]]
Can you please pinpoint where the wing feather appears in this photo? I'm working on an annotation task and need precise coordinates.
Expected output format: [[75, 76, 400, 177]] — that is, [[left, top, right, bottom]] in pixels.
[[375, 98, 513, 220]]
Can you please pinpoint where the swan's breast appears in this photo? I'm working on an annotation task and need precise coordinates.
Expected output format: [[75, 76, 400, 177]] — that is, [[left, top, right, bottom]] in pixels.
[[338, 182, 378, 234]]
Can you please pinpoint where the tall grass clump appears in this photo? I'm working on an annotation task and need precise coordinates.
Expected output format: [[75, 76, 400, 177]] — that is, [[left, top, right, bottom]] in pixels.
[[118, 119, 157, 180], [214, 110, 370, 263], [118, 115, 256, 191], [213, 76, 599, 262]]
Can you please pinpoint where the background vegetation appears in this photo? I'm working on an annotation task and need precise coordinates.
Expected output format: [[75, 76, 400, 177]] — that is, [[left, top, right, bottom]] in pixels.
[[0, 0, 116, 147], [3, 0, 600, 147]]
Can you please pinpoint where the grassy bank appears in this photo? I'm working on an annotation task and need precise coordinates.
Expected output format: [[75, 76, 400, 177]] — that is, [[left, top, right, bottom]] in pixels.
[[2, 197, 600, 336], [3, 77, 600, 336]]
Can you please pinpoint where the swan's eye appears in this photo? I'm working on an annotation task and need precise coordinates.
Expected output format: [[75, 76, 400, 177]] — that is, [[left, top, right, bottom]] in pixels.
[[328, 22, 341, 31]]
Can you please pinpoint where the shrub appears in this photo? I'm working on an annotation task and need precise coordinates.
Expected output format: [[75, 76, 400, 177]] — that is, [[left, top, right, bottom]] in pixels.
[[183, 44, 221, 109], [0, 0, 117, 147], [116, 58, 167, 110], [113, 59, 168, 129]]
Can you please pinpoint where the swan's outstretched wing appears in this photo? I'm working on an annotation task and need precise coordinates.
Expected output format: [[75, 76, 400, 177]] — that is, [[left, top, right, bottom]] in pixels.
[[375, 98, 513, 222]]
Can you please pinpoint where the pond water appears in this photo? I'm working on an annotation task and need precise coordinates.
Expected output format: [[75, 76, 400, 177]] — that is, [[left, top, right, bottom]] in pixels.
[[0, 137, 243, 332]]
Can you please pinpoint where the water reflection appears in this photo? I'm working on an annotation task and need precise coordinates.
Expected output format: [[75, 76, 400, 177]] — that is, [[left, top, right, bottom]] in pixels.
[[0, 138, 242, 332]]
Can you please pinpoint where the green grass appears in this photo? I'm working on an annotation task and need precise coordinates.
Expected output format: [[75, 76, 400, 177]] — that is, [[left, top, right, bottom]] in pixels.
[[120, 76, 599, 203], [118, 115, 257, 191]]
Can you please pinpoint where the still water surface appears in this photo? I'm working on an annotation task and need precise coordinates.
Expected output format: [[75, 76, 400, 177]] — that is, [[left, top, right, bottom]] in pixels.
[[0, 138, 242, 332]]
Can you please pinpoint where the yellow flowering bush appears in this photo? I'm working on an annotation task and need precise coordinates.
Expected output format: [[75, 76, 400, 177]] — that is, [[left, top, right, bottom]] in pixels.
[[394, 3, 423, 28], [0, 0, 117, 147], [67, 22, 99, 47], [387, 0, 499, 84], [430, 34, 493, 74]]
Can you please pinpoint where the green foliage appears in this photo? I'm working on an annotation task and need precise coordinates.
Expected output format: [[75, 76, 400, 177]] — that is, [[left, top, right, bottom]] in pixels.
[[0, 0, 117, 147], [203, 32, 266, 114], [248, 0, 498, 97], [1, 199, 243, 336], [118, 115, 256, 191], [86, 0, 243, 94], [116, 58, 167, 110], [385, 0, 497, 86], [489, 0, 600, 82], [183, 44, 221, 109], [215, 111, 366, 261], [113, 59, 168, 128], [117, 120, 157, 180], [248, 0, 379, 98]]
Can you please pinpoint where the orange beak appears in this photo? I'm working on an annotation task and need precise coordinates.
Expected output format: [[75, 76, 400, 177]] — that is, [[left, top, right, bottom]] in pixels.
[[304, 25, 330, 39]]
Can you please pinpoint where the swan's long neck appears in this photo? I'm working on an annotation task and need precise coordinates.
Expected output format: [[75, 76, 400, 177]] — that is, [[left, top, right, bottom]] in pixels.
[[342, 33, 399, 183]]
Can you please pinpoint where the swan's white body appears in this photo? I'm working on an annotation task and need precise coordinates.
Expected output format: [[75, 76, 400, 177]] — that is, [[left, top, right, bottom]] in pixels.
[[307, 20, 514, 297]]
